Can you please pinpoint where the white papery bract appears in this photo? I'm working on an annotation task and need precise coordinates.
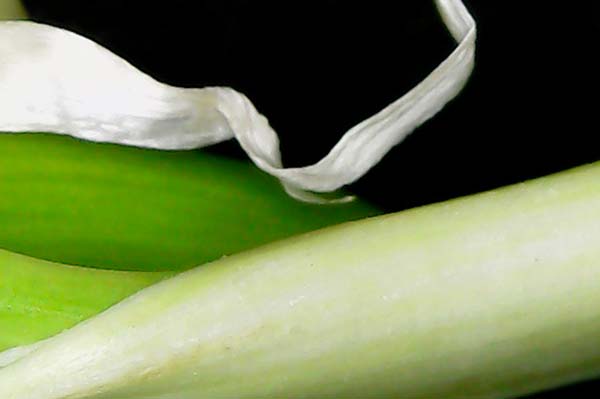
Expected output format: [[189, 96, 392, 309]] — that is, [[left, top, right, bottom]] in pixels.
[[0, 0, 475, 202]]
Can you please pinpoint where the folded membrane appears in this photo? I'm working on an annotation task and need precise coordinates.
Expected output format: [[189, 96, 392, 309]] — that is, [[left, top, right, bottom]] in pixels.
[[0, 0, 475, 200]]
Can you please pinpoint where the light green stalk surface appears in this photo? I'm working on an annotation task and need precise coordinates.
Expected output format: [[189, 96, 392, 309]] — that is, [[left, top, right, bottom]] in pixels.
[[0, 133, 378, 352], [0, 133, 379, 271], [2, 162, 600, 398], [0, 0, 26, 20]]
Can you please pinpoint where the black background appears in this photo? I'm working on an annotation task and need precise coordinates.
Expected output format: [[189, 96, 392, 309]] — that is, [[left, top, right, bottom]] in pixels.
[[22, 1, 600, 397]]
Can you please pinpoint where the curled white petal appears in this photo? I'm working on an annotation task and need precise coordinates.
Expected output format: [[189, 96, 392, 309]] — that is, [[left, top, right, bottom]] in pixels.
[[0, 0, 475, 201]]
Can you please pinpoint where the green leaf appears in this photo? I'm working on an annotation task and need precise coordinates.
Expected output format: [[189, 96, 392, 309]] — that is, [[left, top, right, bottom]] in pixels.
[[0, 133, 380, 272]]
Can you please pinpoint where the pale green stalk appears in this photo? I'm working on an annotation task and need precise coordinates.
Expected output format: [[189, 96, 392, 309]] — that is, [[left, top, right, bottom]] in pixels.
[[2, 162, 600, 398], [0, 133, 378, 351]]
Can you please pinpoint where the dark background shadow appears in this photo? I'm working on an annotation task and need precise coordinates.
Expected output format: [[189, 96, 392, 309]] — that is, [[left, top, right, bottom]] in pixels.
[[22, 1, 600, 396]]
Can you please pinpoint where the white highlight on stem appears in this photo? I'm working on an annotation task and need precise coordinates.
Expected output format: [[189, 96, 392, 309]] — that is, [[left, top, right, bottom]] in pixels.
[[0, 0, 475, 202], [0, 340, 44, 368]]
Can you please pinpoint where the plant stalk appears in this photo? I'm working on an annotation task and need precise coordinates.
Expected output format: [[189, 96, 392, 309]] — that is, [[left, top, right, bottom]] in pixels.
[[2, 162, 600, 398]]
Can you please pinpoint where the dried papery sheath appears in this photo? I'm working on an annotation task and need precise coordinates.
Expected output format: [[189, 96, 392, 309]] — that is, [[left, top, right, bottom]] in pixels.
[[0, 0, 475, 201]]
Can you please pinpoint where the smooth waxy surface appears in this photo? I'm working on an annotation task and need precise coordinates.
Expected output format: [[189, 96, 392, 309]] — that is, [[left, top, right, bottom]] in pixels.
[[2, 162, 600, 398], [0, 249, 171, 352], [0, 133, 379, 271]]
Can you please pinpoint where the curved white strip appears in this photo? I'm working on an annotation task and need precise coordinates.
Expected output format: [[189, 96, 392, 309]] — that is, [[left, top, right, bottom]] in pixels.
[[0, 0, 475, 202], [0, 340, 45, 368]]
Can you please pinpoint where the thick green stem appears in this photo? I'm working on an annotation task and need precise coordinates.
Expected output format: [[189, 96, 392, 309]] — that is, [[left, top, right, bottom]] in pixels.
[[2, 162, 600, 398]]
